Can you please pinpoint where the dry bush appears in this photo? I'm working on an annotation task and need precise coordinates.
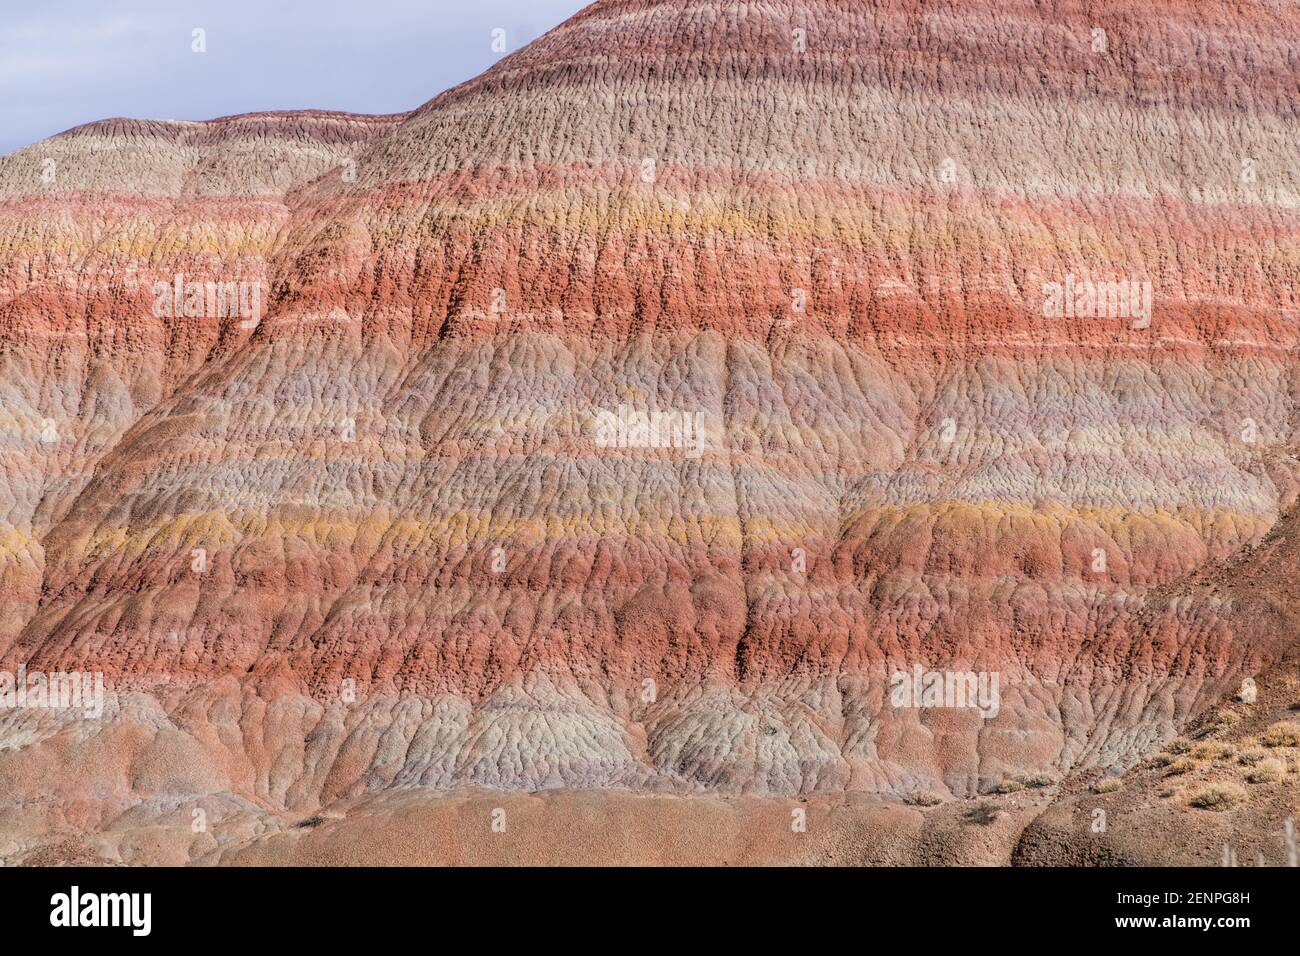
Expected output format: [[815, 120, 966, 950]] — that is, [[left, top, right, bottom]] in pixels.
[[1186, 782, 1246, 810], [965, 802, 1000, 825], [1192, 742, 1234, 761], [1166, 758, 1197, 776], [1191, 710, 1238, 739], [1093, 778, 1123, 793], [904, 792, 943, 807], [1237, 746, 1269, 765], [1244, 759, 1285, 784], [1260, 722, 1300, 748]]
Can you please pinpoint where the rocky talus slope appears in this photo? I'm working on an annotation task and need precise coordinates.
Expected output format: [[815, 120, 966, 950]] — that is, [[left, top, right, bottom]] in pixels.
[[0, 0, 1298, 864]]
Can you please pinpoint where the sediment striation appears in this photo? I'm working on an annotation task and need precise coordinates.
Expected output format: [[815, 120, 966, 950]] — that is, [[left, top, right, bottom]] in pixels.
[[0, 0, 1298, 862]]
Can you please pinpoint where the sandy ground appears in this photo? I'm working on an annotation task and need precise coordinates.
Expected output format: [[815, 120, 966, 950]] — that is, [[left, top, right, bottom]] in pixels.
[[203, 788, 1054, 867]]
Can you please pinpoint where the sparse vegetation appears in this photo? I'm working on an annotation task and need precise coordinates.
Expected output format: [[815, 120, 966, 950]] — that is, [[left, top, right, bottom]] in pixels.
[[1260, 721, 1300, 748], [1237, 746, 1269, 766], [1166, 758, 1197, 776], [1215, 709, 1243, 727], [295, 815, 326, 829], [1186, 782, 1246, 810], [1021, 773, 1056, 788], [1148, 753, 1175, 768], [904, 791, 943, 807], [1192, 741, 1234, 761], [995, 779, 1024, 794], [1166, 738, 1193, 755], [1093, 777, 1123, 793], [1245, 759, 1285, 784], [965, 802, 1001, 825]]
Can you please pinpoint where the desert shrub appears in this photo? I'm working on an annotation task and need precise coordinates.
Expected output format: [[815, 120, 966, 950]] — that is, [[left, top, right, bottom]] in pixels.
[[965, 802, 1000, 825], [1186, 782, 1246, 810], [1192, 742, 1234, 761], [995, 779, 1025, 794], [1245, 759, 1285, 784], [1189, 709, 1241, 740], [904, 792, 943, 807], [1237, 746, 1269, 766], [1166, 758, 1197, 776], [1260, 722, 1300, 748], [1166, 738, 1193, 754], [1093, 778, 1123, 793], [1021, 774, 1055, 788]]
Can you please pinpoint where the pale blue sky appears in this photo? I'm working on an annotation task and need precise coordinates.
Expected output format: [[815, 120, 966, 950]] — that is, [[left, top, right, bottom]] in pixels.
[[0, 0, 589, 155]]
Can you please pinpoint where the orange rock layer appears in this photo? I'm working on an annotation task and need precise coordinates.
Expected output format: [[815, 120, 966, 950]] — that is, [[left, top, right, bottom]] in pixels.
[[0, 0, 1297, 829]]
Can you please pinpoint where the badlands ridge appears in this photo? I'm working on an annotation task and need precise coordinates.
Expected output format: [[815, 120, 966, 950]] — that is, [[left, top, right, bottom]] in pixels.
[[0, 0, 1298, 863]]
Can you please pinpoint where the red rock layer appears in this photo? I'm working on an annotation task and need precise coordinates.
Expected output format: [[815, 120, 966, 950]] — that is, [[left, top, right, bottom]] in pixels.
[[0, 1, 1297, 826]]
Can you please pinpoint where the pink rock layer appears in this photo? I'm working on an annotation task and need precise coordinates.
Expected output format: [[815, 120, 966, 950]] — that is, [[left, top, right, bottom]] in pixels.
[[0, 0, 1297, 838]]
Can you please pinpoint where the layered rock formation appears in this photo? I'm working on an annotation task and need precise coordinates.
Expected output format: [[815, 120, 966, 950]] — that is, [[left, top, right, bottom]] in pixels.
[[0, 0, 1298, 863]]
